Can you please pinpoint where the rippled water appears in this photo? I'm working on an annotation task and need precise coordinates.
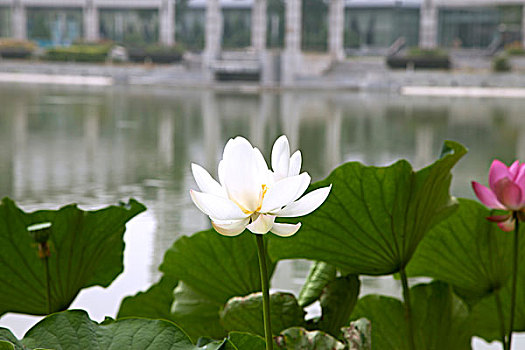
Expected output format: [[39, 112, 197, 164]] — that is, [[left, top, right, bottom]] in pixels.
[[0, 84, 524, 348]]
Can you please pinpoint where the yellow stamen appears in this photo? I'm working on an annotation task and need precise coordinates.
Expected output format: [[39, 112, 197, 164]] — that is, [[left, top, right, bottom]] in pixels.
[[230, 184, 269, 215], [255, 184, 268, 213]]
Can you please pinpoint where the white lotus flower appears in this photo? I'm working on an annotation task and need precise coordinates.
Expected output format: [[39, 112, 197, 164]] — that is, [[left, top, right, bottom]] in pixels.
[[190, 135, 331, 237]]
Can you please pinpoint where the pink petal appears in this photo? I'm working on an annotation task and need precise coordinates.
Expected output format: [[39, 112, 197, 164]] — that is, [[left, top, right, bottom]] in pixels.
[[509, 161, 521, 179], [515, 164, 525, 199], [472, 181, 505, 210], [487, 214, 512, 223], [489, 160, 511, 192], [497, 216, 516, 232], [494, 178, 523, 211]]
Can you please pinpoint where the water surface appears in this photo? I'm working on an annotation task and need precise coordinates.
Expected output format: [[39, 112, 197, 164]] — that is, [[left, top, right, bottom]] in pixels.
[[0, 84, 524, 349]]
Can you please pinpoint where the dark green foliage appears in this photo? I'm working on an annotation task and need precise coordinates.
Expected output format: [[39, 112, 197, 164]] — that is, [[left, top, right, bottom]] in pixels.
[[350, 282, 472, 350], [493, 55, 511, 72], [220, 292, 306, 337], [0, 198, 145, 316], [268, 141, 466, 276], [297, 261, 337, 308], [44, 44, 112, 62]]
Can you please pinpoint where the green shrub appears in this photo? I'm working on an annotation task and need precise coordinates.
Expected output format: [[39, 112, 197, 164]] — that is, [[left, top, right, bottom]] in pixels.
[[44, 44, 112, 63], [493, 55, 511, 72], [387, 47, 451, 70], [407, 47, 448, 58], [0, 39, 36, 59], [127, 44, 185, 63]]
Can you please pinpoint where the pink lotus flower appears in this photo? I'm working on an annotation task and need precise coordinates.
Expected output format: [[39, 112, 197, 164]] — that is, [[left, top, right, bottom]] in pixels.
[[472, 159, 525, 231]]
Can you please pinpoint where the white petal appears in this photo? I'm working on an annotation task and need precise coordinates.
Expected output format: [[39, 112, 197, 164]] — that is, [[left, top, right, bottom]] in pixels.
[[212, 218, 249, 236], [191, 163, 226, 197], [288, 150, 302, 177], [222, 136, 253, 162], [274, 185, 332, 217], [270, 222, 301, 237], [271, 135, 290, 181], [190, 190, 248, 220], [218, 160, 226, 188], [246, 214, 276, 234], [253, 147, 271, 185], [260, 173, 311, 213], [222, 139, 262, 212]]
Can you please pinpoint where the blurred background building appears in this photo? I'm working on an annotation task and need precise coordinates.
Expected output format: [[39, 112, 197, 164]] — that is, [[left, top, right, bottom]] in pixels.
[[0, 0, 523, 51]]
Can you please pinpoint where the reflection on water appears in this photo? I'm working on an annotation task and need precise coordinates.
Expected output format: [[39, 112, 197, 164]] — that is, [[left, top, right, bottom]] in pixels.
[[0, 85, 524, 346]]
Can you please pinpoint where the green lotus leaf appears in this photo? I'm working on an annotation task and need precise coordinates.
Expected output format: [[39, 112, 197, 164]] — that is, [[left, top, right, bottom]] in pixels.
[[408, 198, 525, 303], [171, 282, 226, 341], [1, 309, 225, 349], [317, 275, 360, 337], [223, 332, 266, 350], [350, 282, 472, 350], [268, 141, 466, 276], [468, 267, 525, 343], [297, 261, 337, 308], [275, 327, 346, 350], [220, 292, 305, 337], [118, 275, 179, 322], [0, 341, 14, 350], [0, 197, 145, 316], [160, 230, 275, 304]]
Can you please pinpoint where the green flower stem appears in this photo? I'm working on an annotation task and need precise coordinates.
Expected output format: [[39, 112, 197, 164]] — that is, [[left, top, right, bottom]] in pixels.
[[507, 212, 520, 350], [43, 256, 51, 314], [256, 234, 273, 350], [400, 267, 416, 350], [494, 291, 507, 349]]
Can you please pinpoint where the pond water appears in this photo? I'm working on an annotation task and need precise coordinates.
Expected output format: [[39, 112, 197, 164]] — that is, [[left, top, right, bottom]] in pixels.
[[0, 84, 524, 348]]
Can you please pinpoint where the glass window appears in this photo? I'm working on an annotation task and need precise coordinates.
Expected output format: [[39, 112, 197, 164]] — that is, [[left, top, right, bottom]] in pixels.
[[222, 9, 251, 49], [344, 7, 419, 49], [176, 8, 205, 51], [302, 0, 328, 51], [438, 7, 499, 48], [267, 0, 284, 48], [0, 7, 10, 37], [99, 9, 159, 45], [27, 8, 83, 46]]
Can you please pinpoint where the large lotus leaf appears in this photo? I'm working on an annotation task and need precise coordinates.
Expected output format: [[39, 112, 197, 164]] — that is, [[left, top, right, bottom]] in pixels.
[[171, 282, 226, 341], [118, 275, 179, 322], [268, 141, 466, 276], [350, 282, 472, 350], [223, 332, 266, 350], [350, 294, 406, 350], [275, 327, 346, 350], [0, 341, 15, 350], [220, 292, 306, 337], [117, 277, 225, 342], [317, 275, 360, 337], [0, 197, 145, 316], [160, 230, 275, 304], [0, 309, 226, 350], [297, 261, 337, 308], [408, 199, 525, 303], [0, 329, 22, 349], [468, 266, 525, 343]]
